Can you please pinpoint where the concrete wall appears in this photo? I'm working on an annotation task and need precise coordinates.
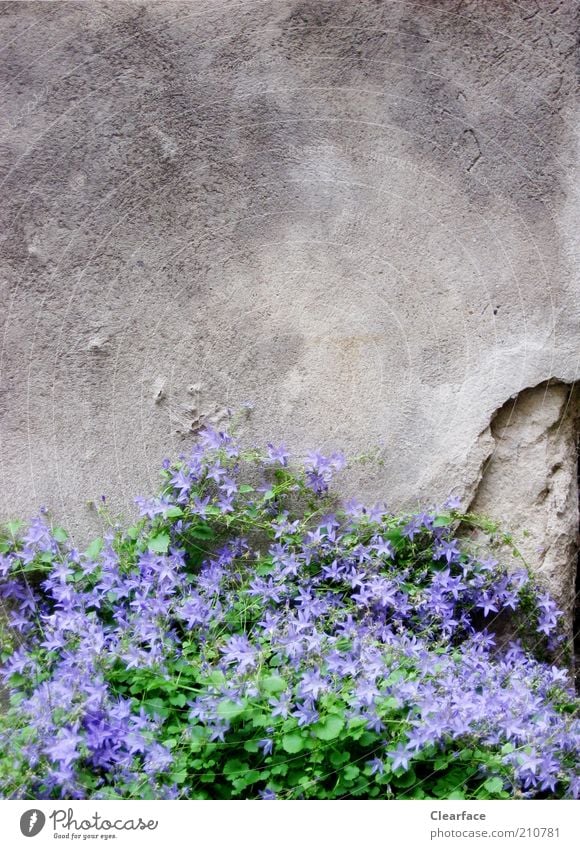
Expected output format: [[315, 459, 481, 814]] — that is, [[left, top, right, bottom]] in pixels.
[[469, 381, 578, 642], [0, 1, 578, 606]]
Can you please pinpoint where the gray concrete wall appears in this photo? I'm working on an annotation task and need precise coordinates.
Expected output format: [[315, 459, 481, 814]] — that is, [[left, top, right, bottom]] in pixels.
[[0, 1, 578, 607]]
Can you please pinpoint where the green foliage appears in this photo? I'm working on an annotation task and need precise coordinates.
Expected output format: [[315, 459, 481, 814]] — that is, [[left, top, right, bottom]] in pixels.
[[0, 432, 577, 801]]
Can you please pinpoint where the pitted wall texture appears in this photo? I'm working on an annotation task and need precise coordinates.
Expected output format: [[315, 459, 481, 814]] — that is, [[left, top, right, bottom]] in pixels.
[[468, 381, 578, 640], [0, 1, 578, 604]]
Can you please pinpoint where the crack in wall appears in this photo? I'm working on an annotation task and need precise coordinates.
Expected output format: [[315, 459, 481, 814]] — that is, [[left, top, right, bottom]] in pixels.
[[576, 432, 580, 685], [464, 380, 579, 658]]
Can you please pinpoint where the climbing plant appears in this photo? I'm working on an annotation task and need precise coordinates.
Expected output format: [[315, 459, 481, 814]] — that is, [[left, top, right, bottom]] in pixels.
[[0, 428, 578, 799]]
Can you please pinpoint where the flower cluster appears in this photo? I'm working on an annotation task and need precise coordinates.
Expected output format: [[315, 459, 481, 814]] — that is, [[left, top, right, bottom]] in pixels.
[[0, 428, 578, 800]]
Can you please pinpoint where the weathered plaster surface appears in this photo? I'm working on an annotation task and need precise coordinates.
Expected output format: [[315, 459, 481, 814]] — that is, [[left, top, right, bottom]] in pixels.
[[468, 381, 578, 645], [0, 2, 578, 612]]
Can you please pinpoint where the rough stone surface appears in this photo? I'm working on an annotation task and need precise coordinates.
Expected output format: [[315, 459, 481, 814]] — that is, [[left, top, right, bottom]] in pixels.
[[468, 381, 579, 646], [0, 2, 578, 614]]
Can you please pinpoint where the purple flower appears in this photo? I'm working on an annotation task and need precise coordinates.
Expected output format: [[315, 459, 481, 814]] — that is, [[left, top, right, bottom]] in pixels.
[[206, 462, 226, 484], [220, 477, 238, 497], [143, 743, 173, 775], [477, 591, 499, 618], [221, 635, 257, 672], [217, 494, 234, 514], [45, 727, 84, 767], [269, 694, 291, 719], [372, 537, 394, 559], [304, 450, 345, 493], [434, 539, 460, 565], [298, 669, 328, 699], [259, 788, 277, 799], [402, 517, 422, 540], [0, 555, 13, 577], [367, 757, 385, 776], [292, 701, 319, 727], [192, 495, 211, 518], [387, 743, 411, 773], [0, 428, 575, 802], [170, 468, 191, 500], [266, 443, 289, 466], [258, 737, 273, 755]]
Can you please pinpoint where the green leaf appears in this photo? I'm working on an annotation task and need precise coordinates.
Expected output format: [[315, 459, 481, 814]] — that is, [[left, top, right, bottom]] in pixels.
[[188, 728, 205, 752], [261, 675, 287, 694], [433, 514, 452, 527], [330, 750, 350, 768], [239, 485, 254, 493], [385, 669, 404, 685], [343, 764, 360, 781], [170, 693, 187, 708], [86, 538, 103, 559], [6, 520, 24, 537], [52, 526, 68, 543], [358, 731, 377, 747], [148, 532, 170, 554], [142, 698, 169, 719], [164, 506, 183, 518], [313, 715, 344, 741], [217, 700, 246, 721], [248, 708, 270, 729], [263, 490, 276, 500], [379, 696, 400, 712], [189, 524, 214, 539], [392, 768, 417, 788], [223, 758, 246, 777], [270, 762, 289, 776], [282, 733, 305, 754], [232, 770, 262, 791], [484, 777, 504, 794]]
